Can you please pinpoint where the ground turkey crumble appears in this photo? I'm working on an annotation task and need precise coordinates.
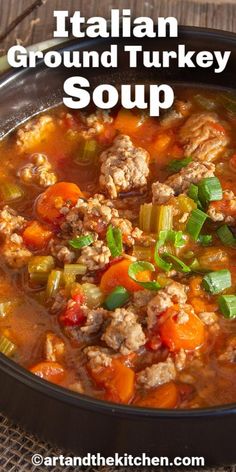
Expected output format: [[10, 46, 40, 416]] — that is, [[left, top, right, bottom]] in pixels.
[[80, 110, 113, 138], [18, 153, 57, 188], [16, 115, 55, 152], [1, 233, 32, 268], [179, 112, 229, 161], [80, 307, 108, 335], [84, 346, 112, 370], [0, 206, 26, 239], [99, 134, 150, 198], [44, 332, 65, 362], [102, 308, 146, 355], [208, 190, 236, 225], [49, 239, 76, 264], [152, 161, 215, 204], [137, 357, 176, 388], [147, 281, 188, 329], [60, 194, 142, 247], [77, 240, 111, 271]]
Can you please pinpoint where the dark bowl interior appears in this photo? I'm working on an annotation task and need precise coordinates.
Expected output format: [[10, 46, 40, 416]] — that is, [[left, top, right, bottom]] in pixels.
[[1, 26, 236, 466]]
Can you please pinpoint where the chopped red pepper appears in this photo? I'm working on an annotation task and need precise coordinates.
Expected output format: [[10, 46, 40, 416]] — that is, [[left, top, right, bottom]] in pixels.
[[59, 293, 85, 327]]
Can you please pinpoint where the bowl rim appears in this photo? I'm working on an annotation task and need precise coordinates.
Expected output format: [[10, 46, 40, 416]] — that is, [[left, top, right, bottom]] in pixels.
[[1, 25, 236, 419]]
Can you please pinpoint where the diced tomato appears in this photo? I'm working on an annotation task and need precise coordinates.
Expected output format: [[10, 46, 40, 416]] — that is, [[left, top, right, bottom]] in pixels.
[[59, 293, 85, 327]]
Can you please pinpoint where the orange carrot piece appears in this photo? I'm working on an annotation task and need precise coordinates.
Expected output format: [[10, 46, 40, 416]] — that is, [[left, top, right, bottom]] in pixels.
[[190, 297, 217, 315], [100, 259, 151, 294], [188, 276, 205, 298], [150, 132, 172, 155], [22, 221, 53, 250], [90, 359, 135, 404], [114, 109, 142, 135], [36, 182, 83, 224], [30, 361, 65, 384], [160, 304, 205, 351], [135, 382, 178, 408]]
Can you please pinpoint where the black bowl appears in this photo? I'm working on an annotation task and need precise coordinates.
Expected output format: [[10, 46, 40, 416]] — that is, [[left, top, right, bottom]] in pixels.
[[1, 27, 236, 467]]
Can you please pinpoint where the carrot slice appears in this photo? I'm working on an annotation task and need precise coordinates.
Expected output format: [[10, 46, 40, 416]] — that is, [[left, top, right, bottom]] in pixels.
[[159, 304, 205, 351], [22, 221, 53, 250], [89, 359, 135, 404], [36, 182, 83, 224], [114, 110, 142, 135], [30, 361, 65, 384], [135, 382, 178, 408], [100, 259, 151, 294]]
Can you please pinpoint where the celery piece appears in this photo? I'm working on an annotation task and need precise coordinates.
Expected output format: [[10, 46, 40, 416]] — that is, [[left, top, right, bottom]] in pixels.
[[0, 300, 17, 318], [82, 283, 104, 308], [0, 182, 24, 202], [46, 270, 63, 298], [155, 205, 173, 234], [132, 245, 153, 262], [28, 256, 55, 274], [29, 272, 49, 284], [0, 335, 16, 357], [75, 139, 100, 165], [64, 264, 87, 276], [139, 204, 173, 234], [139, 203, 153, 233]]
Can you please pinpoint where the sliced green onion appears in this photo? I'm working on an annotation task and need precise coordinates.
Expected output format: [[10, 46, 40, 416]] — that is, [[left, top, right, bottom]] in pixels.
[[104, 286, 130, 310], [198, 235, 212, 246], [128, 261, 161, 291], [198, 177, 223, 204], [217, 225, 236, 246], [189, 258, 200, 271], [163, 253, 191, 273], [202, 269, 231, 294], [168, 156, 192, 173], [154, 230, 185, 272], [219, 295, 236, 319], [46, 270, 63, 298], [186, 209, 208, 240], [154, 238, 172, 272], [165, 229, 185, 248], [187, 183, 199, 203], [106, 225, 123, 257], [0, 335, 16, 357], [69, 234, 94, 249], [0, 182, 24, 202]]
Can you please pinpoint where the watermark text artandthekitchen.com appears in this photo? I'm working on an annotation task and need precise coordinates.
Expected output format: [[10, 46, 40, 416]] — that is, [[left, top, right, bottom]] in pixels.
[[31, 452, 205, 467]]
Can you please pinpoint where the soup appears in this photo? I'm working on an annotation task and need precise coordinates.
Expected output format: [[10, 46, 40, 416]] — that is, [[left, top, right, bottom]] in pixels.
[[0, 88, 236, 408]]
